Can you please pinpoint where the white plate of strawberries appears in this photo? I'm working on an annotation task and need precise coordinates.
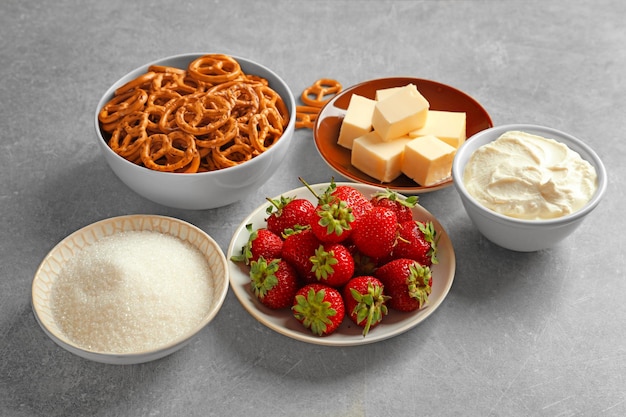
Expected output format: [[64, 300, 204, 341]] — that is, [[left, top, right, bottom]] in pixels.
[[227, 180, 456, 346]]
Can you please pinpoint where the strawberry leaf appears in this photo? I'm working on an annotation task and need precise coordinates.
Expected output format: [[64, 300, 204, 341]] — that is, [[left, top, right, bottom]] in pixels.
[[292, 287, 337, 336], [406, 263, 432, 307], [249, 257, 279, 298], [310, 245, 338, 280]]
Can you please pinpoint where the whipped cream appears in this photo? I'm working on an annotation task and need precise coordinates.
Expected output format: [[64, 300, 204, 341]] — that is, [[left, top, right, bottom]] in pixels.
[[463, 131, 598, 220]]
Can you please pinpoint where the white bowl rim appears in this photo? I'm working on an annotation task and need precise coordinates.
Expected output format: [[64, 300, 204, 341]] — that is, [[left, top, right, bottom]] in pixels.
[[31, 214, 230, 363], [94, 52, 296, 177], [452, 123, 607, 226]]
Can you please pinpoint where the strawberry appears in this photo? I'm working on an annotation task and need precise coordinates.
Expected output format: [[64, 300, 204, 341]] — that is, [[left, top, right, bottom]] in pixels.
[[309, 200, 354, 243], [351, 206, 398, 259], [292, 283, 345, 336], [301, 178, 355, 243], [281, 228, 320, 283], [249, 257, 299, 309], [266, 196, 315, 237], [230, 224, 283, 265], [309, 243, 355, 287], [370, 189, 417, 224], [331, 183, 373, 222], [393, 220, 439, 266], [343, 276, 389, 336], [375, 258, 432, 312]]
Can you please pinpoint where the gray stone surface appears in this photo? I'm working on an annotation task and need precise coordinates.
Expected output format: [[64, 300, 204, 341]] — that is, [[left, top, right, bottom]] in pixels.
[[1, 0, 624, 416]]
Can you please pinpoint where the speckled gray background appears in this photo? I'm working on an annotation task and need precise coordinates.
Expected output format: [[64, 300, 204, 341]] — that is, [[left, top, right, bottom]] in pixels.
[[1, 1, 624, 416]]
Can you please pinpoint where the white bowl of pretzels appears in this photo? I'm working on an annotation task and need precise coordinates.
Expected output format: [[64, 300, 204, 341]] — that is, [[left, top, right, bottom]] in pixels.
[[95, 53, 296, 210]]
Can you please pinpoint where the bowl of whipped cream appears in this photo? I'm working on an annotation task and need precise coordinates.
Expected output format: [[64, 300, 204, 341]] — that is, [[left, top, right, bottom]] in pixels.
[[451, 124, 607, 252]]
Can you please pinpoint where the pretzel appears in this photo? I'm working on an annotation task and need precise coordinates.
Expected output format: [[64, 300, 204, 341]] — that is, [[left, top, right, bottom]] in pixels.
[[245, 107, 284, 153], [296, 79, 342, 129], [209, 139, 254, 169], [187, 54, 242, 84], [194, 117, 237, 149], [98, 54, 290, 173], [295, 105, 320, 129], [99, 89, 147, 129], [174, 93, 233, 136], [146, 89, 181, 108], [109, 111, 149, 164], [141, 132, 197, 172], [301, 78, 342, 107], [209, 80, 259, 120]]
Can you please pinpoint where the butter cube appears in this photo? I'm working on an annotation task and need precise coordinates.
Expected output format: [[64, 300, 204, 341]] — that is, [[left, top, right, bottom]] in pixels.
[[402, 135, 456, 186], [337, 94, 376, 150], [371, 84, 430, 141], [375, 86, 406, 102], [408, 110, 467, 148], [351, 131, 412, 183]]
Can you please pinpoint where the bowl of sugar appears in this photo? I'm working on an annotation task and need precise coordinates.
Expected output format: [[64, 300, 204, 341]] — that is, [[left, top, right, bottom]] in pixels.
[[31, 215, 229, 364]]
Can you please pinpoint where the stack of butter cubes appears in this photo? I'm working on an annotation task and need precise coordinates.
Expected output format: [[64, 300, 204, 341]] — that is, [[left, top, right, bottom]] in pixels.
[[337, 84, 466, 186]]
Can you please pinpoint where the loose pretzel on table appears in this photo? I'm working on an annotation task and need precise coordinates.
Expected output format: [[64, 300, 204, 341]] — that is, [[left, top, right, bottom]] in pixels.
[[295, 79, 342, 130]]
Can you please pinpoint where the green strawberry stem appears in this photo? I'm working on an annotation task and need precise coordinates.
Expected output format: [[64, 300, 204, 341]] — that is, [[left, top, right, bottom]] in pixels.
[[350, 283, 389, 337], [298, 176, 327, 201], [265, 195, 294, 216], [372, 188, 419, 208]]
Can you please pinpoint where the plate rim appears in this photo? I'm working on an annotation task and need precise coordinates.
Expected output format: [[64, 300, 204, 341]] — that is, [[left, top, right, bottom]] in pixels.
[[226, 182, 456, 346], [313, 77, 493, 194]]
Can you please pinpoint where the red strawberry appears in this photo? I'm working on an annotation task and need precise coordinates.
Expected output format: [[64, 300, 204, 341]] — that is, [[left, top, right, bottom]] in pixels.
[[343, 276, 389, 336], [300, 178, 357, 243], [375, 258, 432, 312], [331, 184, 373, 222], [281, 228, 321, 282], [370, 189, 417, 223], [393, 220, 439, 266], [309, 243, 355, 287], [266, 196, 315, 236], [292, 283, 345, 336], [249, 257, 299, 309], [308, 200, 354, 243], [351, 206, 398, 259], [231, 224, 283, 265]]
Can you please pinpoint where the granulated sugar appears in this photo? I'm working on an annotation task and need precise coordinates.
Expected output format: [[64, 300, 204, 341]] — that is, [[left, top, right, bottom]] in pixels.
[[50, 230, 213, 353]]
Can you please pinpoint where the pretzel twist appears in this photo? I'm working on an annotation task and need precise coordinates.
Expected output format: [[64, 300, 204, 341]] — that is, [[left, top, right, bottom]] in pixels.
[[295, 79, 342, 129], [301, 78, 342, 107], [187, 54, 242, 84], [140, 131, 197, 172], [295, 105, 321, 129], [98, 89, 148, 129]]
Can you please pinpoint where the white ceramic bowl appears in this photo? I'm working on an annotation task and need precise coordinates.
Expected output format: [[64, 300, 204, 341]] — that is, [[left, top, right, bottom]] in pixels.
[[31, 215, 229, 364], [94, 53, 296, 210], [451, 124, 607, 252]]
